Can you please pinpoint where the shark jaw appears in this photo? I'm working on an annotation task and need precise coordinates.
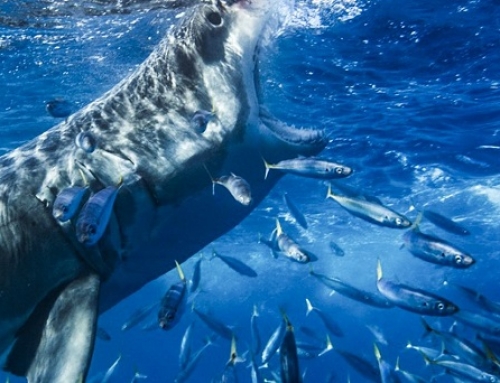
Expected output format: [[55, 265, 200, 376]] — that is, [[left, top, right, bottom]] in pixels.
[[0, 1, 327, 381]]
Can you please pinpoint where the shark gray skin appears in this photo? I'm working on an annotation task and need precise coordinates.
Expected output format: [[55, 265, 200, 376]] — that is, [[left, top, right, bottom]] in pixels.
[[0, 0, 326, 382]]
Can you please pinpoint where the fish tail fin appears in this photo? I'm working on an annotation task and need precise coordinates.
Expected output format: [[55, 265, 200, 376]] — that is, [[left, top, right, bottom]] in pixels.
[[262, 157, 272, 180], [275, 218, 283, 236], [252, 304, 259, 318], [395, 356, 400, 371], [305, 298, 314, 316], [174, 260, 186, 283], [411, 210, 424, 231], [326, 183, 332, 199], [317, 334, 334, 357], [376, 258, 383, 281], [420, 317, 433, 338], [373, 343, 381, 362]]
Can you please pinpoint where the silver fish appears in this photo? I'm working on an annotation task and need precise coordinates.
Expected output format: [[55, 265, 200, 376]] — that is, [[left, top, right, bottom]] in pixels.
[[175, 337, 213, 383], [52, 186, 88, 222], [193, 307, 233, 340], [310, 269, 393, 309], [280, 313, 302, 383], [423, 209, 470, 236], [75, 184, 120, 246], [263, 157, 352, 180], [283, 193, 308, 229], [403, 227, 475, 268], [454, 310, 500, 337], [206, 166, 252, 206], [212, 250, 257, 277], [251, 305, 261, 355], [101, 354, 122, 383], [373, 344, 398, 383], [158, 260, 187, 330], [305, 299, 344, 338], [261, 318, 287, 367], [190, 255, 203, 293], [376, 260, 459, 316], [326, 185, 411, 229], [179, 322, 195, 370], [429, 359, 500, 383], [121, 303, 157, 332], [275, 219, 316, 263]]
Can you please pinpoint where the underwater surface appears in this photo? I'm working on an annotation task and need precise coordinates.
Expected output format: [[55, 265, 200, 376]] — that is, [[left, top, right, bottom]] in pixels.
[[1, 0, 500, 381]]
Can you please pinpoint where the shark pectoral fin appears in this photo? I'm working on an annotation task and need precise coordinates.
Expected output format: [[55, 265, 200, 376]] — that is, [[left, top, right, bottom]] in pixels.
[[258, 108, 327, 159], [5, 272, 101, 383]]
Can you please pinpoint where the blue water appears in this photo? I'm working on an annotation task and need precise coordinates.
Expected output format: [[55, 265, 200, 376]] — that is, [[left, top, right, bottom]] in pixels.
[[1, 0, 500, 381]]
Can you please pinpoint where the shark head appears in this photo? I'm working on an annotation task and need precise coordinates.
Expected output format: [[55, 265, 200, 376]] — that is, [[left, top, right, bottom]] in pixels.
[[0, 1, 327, 381]]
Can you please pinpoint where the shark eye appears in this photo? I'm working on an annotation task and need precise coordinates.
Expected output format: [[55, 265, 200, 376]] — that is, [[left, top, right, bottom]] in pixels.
[[206, 10, 222, 26]]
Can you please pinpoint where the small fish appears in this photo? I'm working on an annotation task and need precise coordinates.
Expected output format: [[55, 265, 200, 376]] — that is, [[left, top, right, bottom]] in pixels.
[[75, 183, 121, 246], [179, 322, 195, 370], [101, 354, 122, 383], [251, 305, 261, 356], [280, 312, 302, 383], [305, 299, 344, 337], [121, 303, 157, 331], [376, 259, 459, 316], [191, 110, 215, 133], [46, 98, 73, 118], [190, 255, 203, 293], [405, 341, 444, 361], [175, 336, 213, 383], [423, 209, 470, 236], [205, 166, 252, 206], [454, 284, 500, 315], [130, 371, 148, 383], [96, 327, 111, 341], [212, 250, 257, 277], [275, 219, 316, 263], [394, 358, 426, 383], [373, 344, 398, 383], [193, 307, 233, 339], [218, 335, 244, 383], [403, 227, 475, 268], [326, 185, 411, 229], [454, 310, 500, 337], [310, 268, 393, 309], [421, 318, 491, 369], [283, 193, 308, 229], [335, 349, 381, 383], [52, 186, 88, 222], [158, 260, 187, 330], [75, 131, 97, 153], [261, 318, 287, 367], [328, 241, 345, 257], [263, 157, 352, 180], [428, 359, 500, 383]]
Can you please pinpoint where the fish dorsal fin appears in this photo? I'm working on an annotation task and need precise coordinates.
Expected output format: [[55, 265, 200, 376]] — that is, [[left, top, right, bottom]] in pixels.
[[6, 271, 100, 382], [175, 260, 186, 283]]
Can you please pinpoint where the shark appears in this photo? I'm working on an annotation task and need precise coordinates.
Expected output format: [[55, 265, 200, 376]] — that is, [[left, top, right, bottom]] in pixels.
[[0, 0, 326, 381]]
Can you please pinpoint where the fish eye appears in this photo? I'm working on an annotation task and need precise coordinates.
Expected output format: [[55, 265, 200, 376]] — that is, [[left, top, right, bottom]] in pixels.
[[206, 10, 222, 26], [395, 218, 402, 225], [454, 255, 463, 264], [436, 302, 445, 311], [88, 225, 97, 235], [335, 167, 343, 174]]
